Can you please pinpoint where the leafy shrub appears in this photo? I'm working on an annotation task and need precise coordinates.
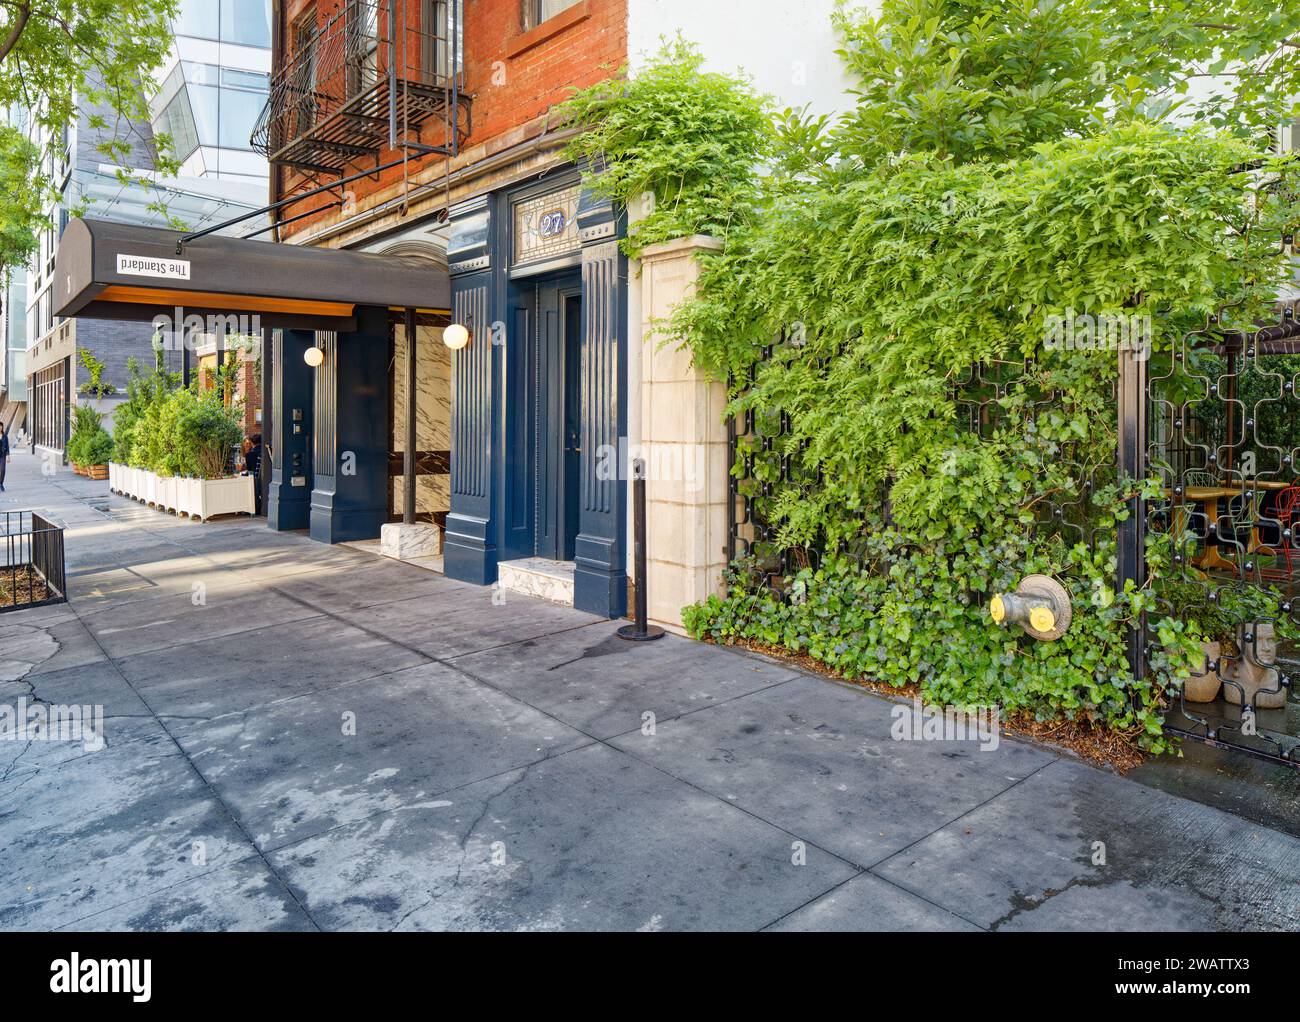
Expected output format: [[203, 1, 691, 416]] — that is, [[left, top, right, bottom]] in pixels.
[[558, 38, 774, 257], [114, 356, 180, 467], [166, 388, 243, 479], [65, 435, 83, 465], [82, 428, 115, 466], [76, 347, 116, 398], [109, 356, 243, 478], [66, 403, 103, 465]]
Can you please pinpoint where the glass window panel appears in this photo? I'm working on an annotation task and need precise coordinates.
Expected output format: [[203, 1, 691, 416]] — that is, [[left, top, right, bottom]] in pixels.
[[222, 68, 269, 91], [184, 62, 223, 86], [540, 0, 582, 19], [425, 1, 463, 80], [189, 84, 221, 146], [219, 87, 267, 149], [156, 89, 200, 160], [526, 0, 581, 27], [173, 0, 220, 40], [222, 0, 272, 48]]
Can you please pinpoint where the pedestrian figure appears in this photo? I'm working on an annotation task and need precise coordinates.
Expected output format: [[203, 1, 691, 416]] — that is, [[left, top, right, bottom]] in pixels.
[[245, 432, 263, 515]]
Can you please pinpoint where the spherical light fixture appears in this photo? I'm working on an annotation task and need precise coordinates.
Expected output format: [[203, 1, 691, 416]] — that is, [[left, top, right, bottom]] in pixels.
[[443, 323, 470, 351], [303, 346, 325, 368]]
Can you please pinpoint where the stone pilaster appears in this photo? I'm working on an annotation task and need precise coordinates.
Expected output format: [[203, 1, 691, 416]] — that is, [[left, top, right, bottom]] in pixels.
[[638, 236, 729, 634]]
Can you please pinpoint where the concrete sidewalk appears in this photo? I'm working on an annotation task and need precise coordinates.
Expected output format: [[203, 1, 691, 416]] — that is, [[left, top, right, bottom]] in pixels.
[[2, 449, 1298, 931]]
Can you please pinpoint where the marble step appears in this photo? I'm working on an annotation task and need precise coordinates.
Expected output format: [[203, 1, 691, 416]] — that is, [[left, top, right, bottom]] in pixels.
[[497, 558, 575, 606]]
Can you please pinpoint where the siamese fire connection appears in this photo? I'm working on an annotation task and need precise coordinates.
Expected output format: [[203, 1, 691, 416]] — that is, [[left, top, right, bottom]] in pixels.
[[989, 574, 1073, 642]]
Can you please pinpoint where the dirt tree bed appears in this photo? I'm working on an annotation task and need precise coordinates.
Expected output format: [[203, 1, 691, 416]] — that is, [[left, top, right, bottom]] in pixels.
[[0, 566, 51, 609]]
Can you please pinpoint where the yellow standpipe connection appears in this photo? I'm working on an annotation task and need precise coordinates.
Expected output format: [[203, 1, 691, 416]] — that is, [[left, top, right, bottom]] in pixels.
[[989, 574, 1072, 642]]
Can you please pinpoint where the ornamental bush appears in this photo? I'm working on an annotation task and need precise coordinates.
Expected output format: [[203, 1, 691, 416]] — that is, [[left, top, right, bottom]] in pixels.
[[112, 355, 243, 479], [66, 403, 104, 466], [115, 355, 179, 468], [559, 37, 774, 257], [166, 387, 243, 479], [82, 428, 115, 466]]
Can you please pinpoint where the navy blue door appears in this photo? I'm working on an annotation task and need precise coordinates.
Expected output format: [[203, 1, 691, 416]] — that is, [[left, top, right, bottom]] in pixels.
[[532, 272, 583, 561]]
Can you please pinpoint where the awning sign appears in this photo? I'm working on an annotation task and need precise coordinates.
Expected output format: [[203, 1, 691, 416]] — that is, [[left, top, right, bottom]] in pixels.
[[116, 254, 191, 281]]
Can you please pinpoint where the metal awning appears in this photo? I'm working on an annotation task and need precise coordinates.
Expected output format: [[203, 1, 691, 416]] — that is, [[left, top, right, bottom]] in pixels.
[[54, 218, 451, 331]]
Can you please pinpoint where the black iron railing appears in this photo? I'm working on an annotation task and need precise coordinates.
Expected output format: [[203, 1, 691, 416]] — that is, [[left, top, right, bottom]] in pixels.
[[1, 511, 67, 613], [251, 0, 468, 176]]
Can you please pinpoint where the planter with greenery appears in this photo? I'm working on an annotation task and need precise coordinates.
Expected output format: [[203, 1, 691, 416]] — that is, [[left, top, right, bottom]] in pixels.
[[1155, 577, 1292, 705], [108, 357, 253, 521], [66, 403, 114, 479], [76, 348, 116, 401], [561, 2, 1300, 758]]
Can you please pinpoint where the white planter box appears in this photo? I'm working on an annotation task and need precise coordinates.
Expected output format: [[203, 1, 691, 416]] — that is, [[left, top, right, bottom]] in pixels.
[[175, 477, 200, 517], [191, 475, 254, 521], [157, 475, 178, 514], [108, 464, 254, 521]]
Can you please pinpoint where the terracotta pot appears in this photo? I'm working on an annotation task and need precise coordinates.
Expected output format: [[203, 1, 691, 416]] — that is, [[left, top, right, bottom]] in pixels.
[[1222, 623, 1287, 709], [1184, 641, 1222, 702]]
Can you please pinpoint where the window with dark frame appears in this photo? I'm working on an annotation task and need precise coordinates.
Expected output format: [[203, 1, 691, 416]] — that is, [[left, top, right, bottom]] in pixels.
[[422, 0, 464, 82], [344, 0, 380, 98], [522, 0, 583, 31], [292, 7, 319, 133]]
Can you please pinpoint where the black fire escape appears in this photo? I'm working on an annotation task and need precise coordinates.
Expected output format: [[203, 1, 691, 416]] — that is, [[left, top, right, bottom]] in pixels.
[[251, 0, 470, 178]]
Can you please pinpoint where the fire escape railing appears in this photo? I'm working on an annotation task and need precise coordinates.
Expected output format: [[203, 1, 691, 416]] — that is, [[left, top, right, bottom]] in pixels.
[[251, 0, 468, 177]]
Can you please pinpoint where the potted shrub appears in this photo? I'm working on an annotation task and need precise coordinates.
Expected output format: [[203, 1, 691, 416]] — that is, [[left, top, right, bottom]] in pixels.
[[81, 428, 114, 480], [1162, 577, 1292, 707], [168, 388, 251, 520], [66, 403, 104, 476]]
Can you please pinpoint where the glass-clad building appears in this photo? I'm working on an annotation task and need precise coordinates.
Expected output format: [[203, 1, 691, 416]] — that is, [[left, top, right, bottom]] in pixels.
[[149, 0, 273, 184]]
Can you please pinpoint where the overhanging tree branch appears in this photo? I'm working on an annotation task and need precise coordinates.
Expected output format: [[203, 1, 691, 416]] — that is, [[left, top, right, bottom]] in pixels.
[[0, 2, 32, 63]]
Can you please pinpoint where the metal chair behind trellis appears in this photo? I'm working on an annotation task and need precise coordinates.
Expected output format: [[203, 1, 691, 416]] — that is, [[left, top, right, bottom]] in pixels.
[[1268, 485, 1300, 579]]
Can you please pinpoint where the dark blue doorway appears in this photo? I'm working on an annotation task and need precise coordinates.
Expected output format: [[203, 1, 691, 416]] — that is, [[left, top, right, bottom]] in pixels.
[[533, 273, 583, 561]]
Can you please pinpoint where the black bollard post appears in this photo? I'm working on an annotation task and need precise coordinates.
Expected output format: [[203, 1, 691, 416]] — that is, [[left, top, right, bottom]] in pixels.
[[618, 457, 665, 642]]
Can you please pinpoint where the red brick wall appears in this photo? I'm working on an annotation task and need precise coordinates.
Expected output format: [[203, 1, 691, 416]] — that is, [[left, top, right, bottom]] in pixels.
[[196, 352, 261, 435], [468, 0, 626, 142], [235, 355, 263, 438], [277, 0, 627, 239]]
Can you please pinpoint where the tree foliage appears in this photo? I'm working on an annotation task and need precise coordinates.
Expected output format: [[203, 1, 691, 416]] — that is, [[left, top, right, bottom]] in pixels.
[[112, 354, 244, 479], [0, 0, 179, 271]]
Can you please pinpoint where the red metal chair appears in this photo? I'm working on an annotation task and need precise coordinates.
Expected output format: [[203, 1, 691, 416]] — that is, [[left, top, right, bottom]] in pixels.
[[1268, 485, 1300, 579]]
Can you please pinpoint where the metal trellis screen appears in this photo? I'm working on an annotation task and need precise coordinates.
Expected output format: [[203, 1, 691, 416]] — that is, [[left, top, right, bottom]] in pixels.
[[726, 305, 1300, 769], [726, 346, 1110, 598], [1145, 305, 1300, 766]]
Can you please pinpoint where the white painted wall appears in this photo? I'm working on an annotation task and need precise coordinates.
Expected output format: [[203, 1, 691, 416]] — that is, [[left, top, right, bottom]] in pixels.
[[627, 0, 860, 119]]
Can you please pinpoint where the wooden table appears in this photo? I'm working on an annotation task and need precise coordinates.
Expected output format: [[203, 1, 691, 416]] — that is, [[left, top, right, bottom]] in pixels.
[[1233, 479, 1293, 492], [1164, 487, 1241, 571]]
